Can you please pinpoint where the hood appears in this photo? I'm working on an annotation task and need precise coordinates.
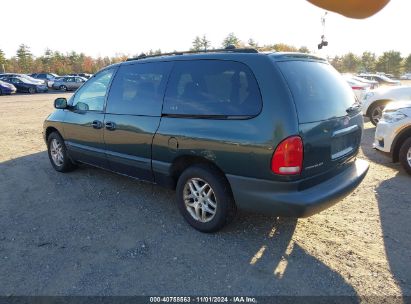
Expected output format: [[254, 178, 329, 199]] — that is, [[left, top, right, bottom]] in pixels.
[[384, 100, 411, 111], [372, 85, 411, 97]]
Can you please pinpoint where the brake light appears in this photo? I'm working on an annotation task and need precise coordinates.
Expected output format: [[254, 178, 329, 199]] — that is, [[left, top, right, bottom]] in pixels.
[[271, 136, 303, 175], [351, 86, 365, 90]]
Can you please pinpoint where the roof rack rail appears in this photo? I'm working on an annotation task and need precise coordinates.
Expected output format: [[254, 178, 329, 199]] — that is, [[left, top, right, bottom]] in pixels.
[[126, 46, 258, 61]]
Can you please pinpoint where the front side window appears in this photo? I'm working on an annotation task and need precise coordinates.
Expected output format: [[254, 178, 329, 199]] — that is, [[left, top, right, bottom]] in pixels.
[[163, 60, 262, 117], [106, 62, 172, 116], [71, 68, 115, 112]]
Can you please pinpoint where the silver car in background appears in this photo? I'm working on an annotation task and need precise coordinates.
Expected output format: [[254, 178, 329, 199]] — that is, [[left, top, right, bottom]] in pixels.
[[52, 76, 87, 91]]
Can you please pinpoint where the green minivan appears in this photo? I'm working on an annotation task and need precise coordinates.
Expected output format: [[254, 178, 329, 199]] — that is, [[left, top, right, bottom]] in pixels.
[[43, 49, 369, 232]]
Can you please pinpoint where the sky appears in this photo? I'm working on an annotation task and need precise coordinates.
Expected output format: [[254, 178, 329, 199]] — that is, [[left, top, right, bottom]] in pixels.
[[1, 0, 410, 59]]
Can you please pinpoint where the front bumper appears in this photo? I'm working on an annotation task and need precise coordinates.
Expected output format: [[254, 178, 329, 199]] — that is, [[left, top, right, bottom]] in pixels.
[[374, 120, 399, 153], [1, 87, 16, 94], [227, 159, 369, 217]]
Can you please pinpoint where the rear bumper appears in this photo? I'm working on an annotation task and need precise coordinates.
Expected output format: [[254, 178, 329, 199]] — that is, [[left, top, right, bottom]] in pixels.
[[226, 159, 369, 217]]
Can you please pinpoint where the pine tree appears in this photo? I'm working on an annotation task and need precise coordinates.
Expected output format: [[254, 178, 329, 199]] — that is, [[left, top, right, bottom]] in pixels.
[[248, 38, 258, 48], [16, 44, 33, 73], [0, 49, 6, 73], [191, 36, 202, 51], [222, 33, 240, 48], [201, 35, 211, 51]]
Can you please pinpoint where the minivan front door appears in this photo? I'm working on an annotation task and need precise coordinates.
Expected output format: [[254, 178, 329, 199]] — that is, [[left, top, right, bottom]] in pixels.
[[63, 68, 116, 168], [103, 61, 173, 181]]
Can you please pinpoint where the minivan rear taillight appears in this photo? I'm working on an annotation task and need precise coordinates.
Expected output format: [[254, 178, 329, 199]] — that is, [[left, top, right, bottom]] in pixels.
[[271, 136, 303, 175]]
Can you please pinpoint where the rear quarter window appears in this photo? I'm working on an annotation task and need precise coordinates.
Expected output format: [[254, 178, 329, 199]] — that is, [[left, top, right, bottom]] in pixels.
[[277, 61, 355, 123], [163, 60, 262, 117]]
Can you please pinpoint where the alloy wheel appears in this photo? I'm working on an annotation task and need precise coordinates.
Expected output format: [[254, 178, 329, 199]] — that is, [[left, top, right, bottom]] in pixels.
[[371, 105, 384, 124], [50, 138, 64, 166], [183, 178, 217, 223]]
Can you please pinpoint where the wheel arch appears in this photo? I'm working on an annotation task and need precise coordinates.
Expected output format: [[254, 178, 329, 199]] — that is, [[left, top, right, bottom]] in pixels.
[[366, 99, 392, 117], [45, 126, 62, 142], [392, 125, 411, 163], [168, 155, 231, 191]]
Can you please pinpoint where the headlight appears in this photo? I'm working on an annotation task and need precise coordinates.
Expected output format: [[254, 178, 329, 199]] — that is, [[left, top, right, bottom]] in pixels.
[[381, 111, 408, 123]]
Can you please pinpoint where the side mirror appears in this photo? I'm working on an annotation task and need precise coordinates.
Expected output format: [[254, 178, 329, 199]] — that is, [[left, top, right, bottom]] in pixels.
[[54, 97, 67, 109]]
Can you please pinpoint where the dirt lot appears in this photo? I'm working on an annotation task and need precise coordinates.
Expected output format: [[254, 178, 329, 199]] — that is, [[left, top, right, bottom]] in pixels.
[[0, 92, 410, 299]]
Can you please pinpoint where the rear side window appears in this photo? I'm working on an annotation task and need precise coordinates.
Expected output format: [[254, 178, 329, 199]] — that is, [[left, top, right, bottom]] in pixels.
[[277, 61, 355, 123], [163, 60, 262, 117], [106, 62, 172, 116]]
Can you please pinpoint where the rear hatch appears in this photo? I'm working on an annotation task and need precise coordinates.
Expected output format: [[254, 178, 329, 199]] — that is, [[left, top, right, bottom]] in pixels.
[[277, 59, 363, 179]]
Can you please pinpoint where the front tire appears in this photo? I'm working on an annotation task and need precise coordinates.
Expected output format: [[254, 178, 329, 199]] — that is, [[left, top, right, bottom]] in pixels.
[[60, 85, 67, 92], [369, 103, 386, 126], [176, 164, 236, 232], [28, 87, 35, 94], [47, 132, 76, 172], [399, 137, 411, 176]]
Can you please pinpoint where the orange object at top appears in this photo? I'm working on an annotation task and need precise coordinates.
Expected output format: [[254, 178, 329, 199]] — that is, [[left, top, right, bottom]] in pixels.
[[307, 0, 390, 19]]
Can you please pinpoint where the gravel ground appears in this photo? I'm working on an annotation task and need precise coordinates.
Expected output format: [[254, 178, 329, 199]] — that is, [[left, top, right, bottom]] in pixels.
[[0, 92, 410, 298]]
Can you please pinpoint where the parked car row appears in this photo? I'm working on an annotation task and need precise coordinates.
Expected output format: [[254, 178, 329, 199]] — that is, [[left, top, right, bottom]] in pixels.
[[358, 73, 401, 86], [0, 72, 91, 94], [0, 75, 48, 94]]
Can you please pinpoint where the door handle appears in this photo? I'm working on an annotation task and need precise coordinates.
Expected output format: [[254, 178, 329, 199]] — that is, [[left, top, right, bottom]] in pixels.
[[91, 120, 103, 129], [105, 121, 116, 131]]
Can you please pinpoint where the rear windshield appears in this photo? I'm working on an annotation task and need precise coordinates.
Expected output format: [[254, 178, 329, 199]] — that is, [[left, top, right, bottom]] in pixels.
[[277, 61, 355, 123]]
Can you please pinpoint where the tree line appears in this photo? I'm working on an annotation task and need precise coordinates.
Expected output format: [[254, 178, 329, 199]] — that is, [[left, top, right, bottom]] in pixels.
[[1, 33, 410, 76]]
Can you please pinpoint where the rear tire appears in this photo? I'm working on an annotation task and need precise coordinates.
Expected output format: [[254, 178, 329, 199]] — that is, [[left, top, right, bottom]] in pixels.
[[176, 164, 236, 232], [399, 137, 411, 176], [47, 132, 76, 172], [28, 87, 35, 94]]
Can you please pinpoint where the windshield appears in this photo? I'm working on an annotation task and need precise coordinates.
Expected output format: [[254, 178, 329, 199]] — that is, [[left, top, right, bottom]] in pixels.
[[277, 60, 356, 123]]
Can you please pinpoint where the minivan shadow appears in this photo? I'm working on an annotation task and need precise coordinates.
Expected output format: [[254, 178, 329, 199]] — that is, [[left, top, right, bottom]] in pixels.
[[0, 152, 358, 297], [375, 173, 411, 296]]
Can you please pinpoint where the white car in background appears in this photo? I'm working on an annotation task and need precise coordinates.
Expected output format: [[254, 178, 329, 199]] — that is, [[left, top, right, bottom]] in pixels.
[[374, 101, 411, 176], [400, 73, 411, 80], [361, 86, 411, 125], [343, 75, 371, 101]]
